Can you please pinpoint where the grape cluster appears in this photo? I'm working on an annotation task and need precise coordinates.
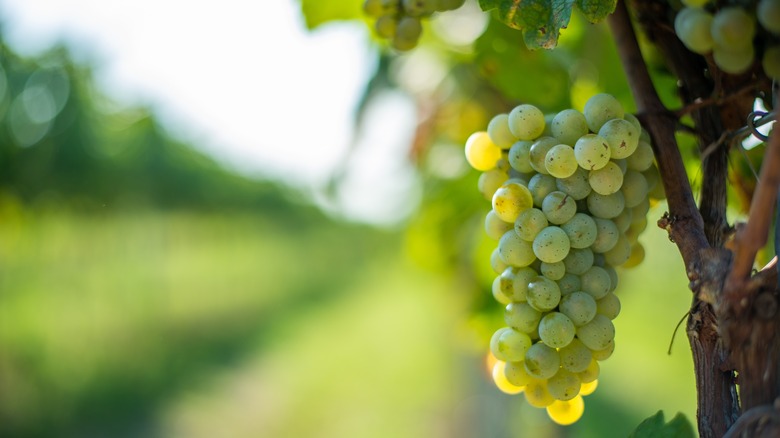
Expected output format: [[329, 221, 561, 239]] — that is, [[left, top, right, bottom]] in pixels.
[[674, 0, 780, 78], [362, 0, 465, 51], [465, 94, 664, 425]]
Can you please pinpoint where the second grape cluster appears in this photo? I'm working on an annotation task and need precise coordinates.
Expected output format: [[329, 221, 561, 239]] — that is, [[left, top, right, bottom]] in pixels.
[[465, 93, 665, 425], [362, 0, 465, 51]]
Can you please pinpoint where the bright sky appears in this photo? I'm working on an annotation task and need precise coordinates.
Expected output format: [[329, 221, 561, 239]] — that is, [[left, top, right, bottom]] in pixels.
[[0, 0, 420, 223]]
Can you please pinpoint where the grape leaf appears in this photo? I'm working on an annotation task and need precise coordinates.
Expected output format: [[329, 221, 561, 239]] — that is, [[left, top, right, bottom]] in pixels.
[[629, 411, 695, 438], [576, 0, 618, 23], [478, 0, 617, 49]]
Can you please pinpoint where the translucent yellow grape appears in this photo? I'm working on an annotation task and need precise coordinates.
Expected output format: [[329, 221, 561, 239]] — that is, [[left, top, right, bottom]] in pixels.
[[492, 182, 534, 223], [465, 131, 502, 171], [546, 395, 585, 425], [623, 242, 645, 268], [580, 379, 598, 396], [492, 361, 525, 394], [524, 379, 555, 408]]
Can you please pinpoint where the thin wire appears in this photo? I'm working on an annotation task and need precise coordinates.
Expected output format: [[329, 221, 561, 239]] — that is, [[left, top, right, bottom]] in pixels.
[[668, 311, 690, 355]]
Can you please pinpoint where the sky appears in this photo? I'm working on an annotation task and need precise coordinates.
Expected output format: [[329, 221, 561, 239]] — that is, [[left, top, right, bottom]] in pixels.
[[0, 0, 420, 224]]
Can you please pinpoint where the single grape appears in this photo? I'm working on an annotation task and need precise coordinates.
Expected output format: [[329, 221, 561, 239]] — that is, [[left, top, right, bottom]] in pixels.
[[491, 247, 509, 274], [492, 360, 524, 394], [580, 379, 598, 396], [492, 276, 512, 305], [598, 118, 639, 159], [583, 93, 624, 133], [525, 379, 555, 408], [580, 266, 612, 300], [563, 247, 594, 275], [529, 137, 559, 174], [541, 261, 566, 280], [674, 7, 714, 54], [624, 242, 646, 268], [574, 134, 611, 170], [392, 16, 423, 51], [711, 7, 756, 52], [363, 0, 399, 16], [499, 230, 537, 267], [402, 0, 433, 16], [590, 340, 615, 361], [556, 167, 592, 200], [478, 169, 508, 201], [713, 45, 755, 75], [546, 395, 585, 425], [763, 46, 780, 80], [559, 291, 598, 327], [545, 144, 578, 178], [528, 173, 558, 207], [627, 140, 654, 171], [488, 113, 517, 149], [465, 131, 502, 171], [559, 338, 593, 373], [492, 182, 534, 222], [508, 140, 535, 173], [759, 0, 780, 34], [508, 104, 546, 140], [603, 233, 632, 266], [506, 301, 543, 334], [557, 273, 582, 296], [561, 213, 598, 249], [587, 191, 625, 219], [604, 265, 619, 292], [547, 369, 581, 401], [533, 226, 571, 263], [485, 210, 513, 240], [623, 113, 642, 131], [491, 326, 533, 362], [526, 276, 562, 312], [538, 312, 576, 348], [551, 109, 589, 146], [542, 191, 577, 225], [588, 161, 624, 195], [596, 292, 621, 320], [578, 358, 600, 383], [576, 314, 615, 351], [524, 342, 561, 380], [515, 208, 549, 242], [503, 360, 534, 388], [375, 14, 398, 38]]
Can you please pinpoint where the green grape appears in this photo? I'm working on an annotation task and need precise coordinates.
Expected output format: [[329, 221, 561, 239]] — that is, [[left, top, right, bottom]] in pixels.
[[499, 230, 537, 267], [763, 46, 780, 80], [711, 7, 756, 52], [515, 208, 549, 242], [546, 396, 585, 425], [508, 140, 535, 173], [612, 208, 633, 233], [598, 118, 639, 160], [375, 14, 398, 38], [574, 134, 611, 170], [465, 131, 502, 171], [491, 326, 533, 362], [504, 360, 534, 387], [563, 247, 594, 275], [542, 191, 577, 225], [588, 161, 624, 195], [559, 291, 597, 327], [583, 93, 624, 133], [547, 369, 581, 401], [591, 339, 615, 361], [525, 379, 555, 408], [578, 358, 600, 383], [627, 140, 654, 171], [526, 276, 562, 312], [533, 226, 571, 263], [508, 104, 546, 140], [506, 301, 543, 334], [493, 360, 524, 394], [624, 242, 646, 268], [515, 208, 548, 242], [559, 338, 593, 373], [551, 109, 589, 146], [545, 144, 578, 178], [402, 0, 433, 16], [580, 266, 611, 300], [645, 165, 666, 199], [587, 191, 625, 219], [674, 7, 714, 54], [561, 213, 598, 249], [497, 267, 521, 301], [576, 314, 615, 351], [529, 137, 559, 174], [492, 276, 512, 305], [478, 169, 508, 201], [392, 16, 423, 51], [620, 170, 649, 208], [524, 342, 561, 380], [713, 45, 755, 75], [604, 265, 618, 291], [603, 233, 631, 266], [538, 312, 576, 348], [556, 167, 592, 200], [623, 113, 641, 132], [631, 198, 650, 221], [488, 113, 518, 149], [626, 216, 648, 245], [364, 0, 399, 16], [492, 182, 534, 222], [557, 273, 582, 296], [541, 261, 566, 280], [591, 217, 619, 253], [596, 292, 621, 320], [506, 266, 538, 301], [759, 0, 780, 34], [528, 174, 558, 207], [491, 247, 509, 274], [485, 210, 513, 240]]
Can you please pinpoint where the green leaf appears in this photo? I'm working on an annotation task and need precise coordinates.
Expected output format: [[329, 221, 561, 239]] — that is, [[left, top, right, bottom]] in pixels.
[[299, 0, 364, 30], [576, 0, 617, 23], [477, 0, 576, 49], [629, 411, 696, 438]]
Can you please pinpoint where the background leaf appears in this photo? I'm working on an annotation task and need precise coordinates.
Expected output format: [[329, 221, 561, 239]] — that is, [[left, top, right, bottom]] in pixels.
[[630, 411, 696, 438]]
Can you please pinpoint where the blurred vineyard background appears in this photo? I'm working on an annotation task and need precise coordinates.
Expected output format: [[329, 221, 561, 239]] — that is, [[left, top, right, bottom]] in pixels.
[[4, 0, 764, 436]]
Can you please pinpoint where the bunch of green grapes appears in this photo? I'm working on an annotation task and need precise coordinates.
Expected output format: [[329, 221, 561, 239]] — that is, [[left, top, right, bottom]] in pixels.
[[465, 93, 664, 425], [673, 0, 780, 78], [362, 0, 465, 51]]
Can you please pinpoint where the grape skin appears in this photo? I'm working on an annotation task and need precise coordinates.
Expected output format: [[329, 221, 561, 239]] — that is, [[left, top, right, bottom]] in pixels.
[[509, 104, 546, 140], [583, 93, 624, 133], [759, 0, 780, 34]]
